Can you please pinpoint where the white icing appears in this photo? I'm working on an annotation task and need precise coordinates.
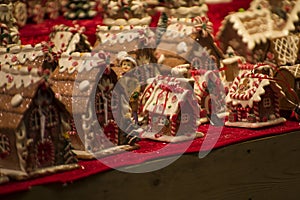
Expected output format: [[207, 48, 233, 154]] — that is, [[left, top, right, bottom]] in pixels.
[[102, 16, 152, 26], [164, 21, 195, 38], [11, 94, 23, 107], [96, 25, 155, 46], [222, 56, 242, 65], [15, 122, 27, 172], [79, 80, 90, 92], [58, 52, 108, 74], [169, 5, 208, 17], [0, 62, 42, 89], [0, 44, 44, 66]]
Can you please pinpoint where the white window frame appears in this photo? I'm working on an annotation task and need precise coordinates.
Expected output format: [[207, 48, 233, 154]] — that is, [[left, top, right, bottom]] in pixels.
[[181, 113, 190, 123]]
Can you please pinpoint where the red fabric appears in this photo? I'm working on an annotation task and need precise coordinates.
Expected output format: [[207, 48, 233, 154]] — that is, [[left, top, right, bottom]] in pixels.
[[19, 1, 251, 46], [5, 0, 291, 195]]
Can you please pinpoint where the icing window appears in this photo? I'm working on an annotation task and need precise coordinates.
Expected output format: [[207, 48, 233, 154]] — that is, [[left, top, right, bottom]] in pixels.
[[30, 108, 41, 131], [263, 97, 271, 108], [0, 134, 10, 159], [95, 93, 105, 114], [46, 106, 59, 128]]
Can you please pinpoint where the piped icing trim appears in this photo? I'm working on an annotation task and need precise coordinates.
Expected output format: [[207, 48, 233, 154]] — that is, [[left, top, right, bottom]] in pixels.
[[102, 16, 152, 26], [58, 51, 110, 74], [0, 64, 42, 89], [164, 19, 195, 38], [0, 44, 44, 66], [169, 4, 208, 17], [96, 25, 155, 45]]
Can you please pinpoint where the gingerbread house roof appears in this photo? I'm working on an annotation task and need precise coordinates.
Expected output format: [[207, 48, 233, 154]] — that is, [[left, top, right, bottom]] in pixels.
[[49, 51, 110, 114], [217, 9, 274, 50], [95, 25, 156, 60], [0, 43, 46, 67], [0, 61, 44, 130], [156, 18, 202, 60], [250, 0, 300, 34], [156, 16, 224, 68], [277, 64, 300, 78], [50, 24, 92, 54], [268, 34, 300, 66], [143, 80, 194, 116], [152, 0, 208, 18], [226, 72, 285, 108]]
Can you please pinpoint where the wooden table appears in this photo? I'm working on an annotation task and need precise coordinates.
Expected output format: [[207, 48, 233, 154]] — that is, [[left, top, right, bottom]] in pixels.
[[3, 130, 300, 200]]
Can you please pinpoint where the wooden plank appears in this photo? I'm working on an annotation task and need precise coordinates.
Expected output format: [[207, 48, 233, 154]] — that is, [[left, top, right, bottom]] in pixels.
[[4, 131, 300, 200]]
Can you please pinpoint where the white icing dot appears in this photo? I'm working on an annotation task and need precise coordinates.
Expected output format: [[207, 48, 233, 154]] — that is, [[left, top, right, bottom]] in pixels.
[[79, 80, 90, 92], [177, 42, 188, 54], [11, 94, 23, 107]]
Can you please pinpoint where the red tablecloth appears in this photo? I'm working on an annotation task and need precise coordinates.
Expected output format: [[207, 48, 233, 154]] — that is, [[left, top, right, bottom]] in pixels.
[[6, 0, 297, 196]]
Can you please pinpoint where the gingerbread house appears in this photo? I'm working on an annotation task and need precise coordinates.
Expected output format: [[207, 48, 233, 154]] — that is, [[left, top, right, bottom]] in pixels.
[[49, 24, 92, 56], [250, 0, 300, 34], [99, 0, 152, 26], [155, 16, 224, 69], [217, 9, 274, 63], [274, 64, 300, 117], [0, 63, 78, 180], [141, 76, 203, 142], [226, 72, 286, 128], [49, 51, 138, 159]]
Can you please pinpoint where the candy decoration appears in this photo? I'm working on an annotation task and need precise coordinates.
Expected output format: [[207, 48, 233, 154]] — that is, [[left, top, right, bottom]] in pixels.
[[193, 16, 213, 37], [0, 23, 10, 47], [0, 134, 11, 159], [36, 139, 55, 168]]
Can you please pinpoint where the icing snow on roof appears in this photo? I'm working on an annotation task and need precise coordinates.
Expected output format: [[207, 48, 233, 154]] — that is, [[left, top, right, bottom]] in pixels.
[[226, 72, 284, 108]]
